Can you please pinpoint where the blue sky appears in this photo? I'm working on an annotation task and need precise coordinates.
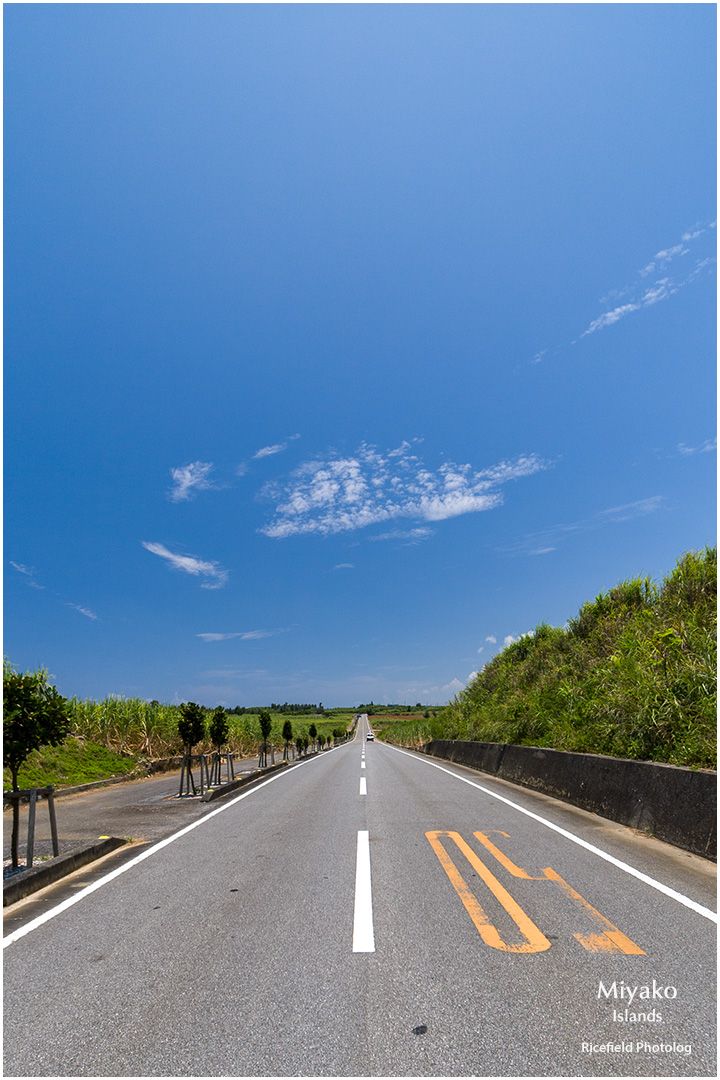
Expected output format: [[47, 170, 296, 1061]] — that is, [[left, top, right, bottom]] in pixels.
[[4, 3, 716, 708]]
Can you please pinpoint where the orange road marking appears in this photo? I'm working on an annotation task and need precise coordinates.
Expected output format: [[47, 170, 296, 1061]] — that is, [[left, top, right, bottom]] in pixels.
[[426, 831, 551, 953], [433, 829, 645, 956], [473, 830, 545, 879], [541, 866, 645, 954]]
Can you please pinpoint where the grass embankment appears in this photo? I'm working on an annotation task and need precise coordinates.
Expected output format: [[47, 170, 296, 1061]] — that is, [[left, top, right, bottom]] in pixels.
[[4, 739, 138, 791], [4, 707, 356, 791], [380, 547, 717, 768]]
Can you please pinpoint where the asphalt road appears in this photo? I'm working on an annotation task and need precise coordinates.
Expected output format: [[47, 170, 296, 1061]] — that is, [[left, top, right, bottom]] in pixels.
[[3, 717, 716, 1077], [3, 752, 272, 860]]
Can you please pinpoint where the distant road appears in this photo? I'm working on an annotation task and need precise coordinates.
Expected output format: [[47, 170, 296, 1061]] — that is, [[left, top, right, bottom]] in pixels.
[[4, 716, 716, 1077]]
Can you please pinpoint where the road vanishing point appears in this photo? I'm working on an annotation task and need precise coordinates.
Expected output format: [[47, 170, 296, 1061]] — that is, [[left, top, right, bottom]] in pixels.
[[3, 716, 716, 1077]]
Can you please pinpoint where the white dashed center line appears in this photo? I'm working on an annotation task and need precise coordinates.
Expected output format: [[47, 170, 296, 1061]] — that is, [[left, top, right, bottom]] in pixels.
[[352, 830, 375, 952]]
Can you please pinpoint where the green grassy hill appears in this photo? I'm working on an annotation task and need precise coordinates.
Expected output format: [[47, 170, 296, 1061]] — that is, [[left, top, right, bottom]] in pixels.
[[380, 547, 716, 768]]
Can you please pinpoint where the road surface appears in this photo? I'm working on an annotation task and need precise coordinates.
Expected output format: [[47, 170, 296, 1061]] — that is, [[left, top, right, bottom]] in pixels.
[[3, 716, 716, 1077]]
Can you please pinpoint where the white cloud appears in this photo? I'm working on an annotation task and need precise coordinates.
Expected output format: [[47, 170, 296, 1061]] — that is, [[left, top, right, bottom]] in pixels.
[[334, 563, 355, 570], [500, 496, 665, 557], [580, 302, 641, 337], [503, 635, 518, 647], [466, 671, 479, 683], [66, 603, 99, 620], [254, 443, 287, 459], [576, 224, 715, 341], [10, 562, 44, 589], [370, 527, 434, 543], [237, 435, 302, 476], [168, 462, 215, 502], [654, 244, 687, 263], [10, 561, 33, 576], [594, 497, 665, 524], [640, 278, 675, 306], [677, 437, 716, 456], [477, 646, 484, 654], [261, 443, 550, 539], [253, 434, 301, 460], [485, 635, 497, 644], [142, 542, 229, 589], [196, 629, 283, 642], [75, 606, 98, 620]]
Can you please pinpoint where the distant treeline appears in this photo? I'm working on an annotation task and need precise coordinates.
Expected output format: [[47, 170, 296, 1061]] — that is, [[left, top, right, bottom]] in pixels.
[[154, 703, 326, 717], [379, 547, 717, 769], [357, 703, 432, 715]]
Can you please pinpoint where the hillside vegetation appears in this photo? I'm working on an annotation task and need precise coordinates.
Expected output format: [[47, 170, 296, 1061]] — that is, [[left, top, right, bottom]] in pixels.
[[379, 547, 716, 768]]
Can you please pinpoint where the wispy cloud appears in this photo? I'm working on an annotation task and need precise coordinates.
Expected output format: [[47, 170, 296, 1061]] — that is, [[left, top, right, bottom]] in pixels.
[[10, 562, 44, 589], [370, 527, 434, 543], [677, 437, 716, 456], [142, 542, 229, 589], [253, 434, 302, 460], [639, 244, 688, 278], [253, 443, 287, 459], [334, 563, 355, 570], [199, 669, 271, 680], [576, 223, 715, 341], [168, 462, 216, 502], [485, 635, 497, 644], [10, 560, 100, 617], [236, 435, 302, 476], [261, 443, 550, 539], [196, 629, 284, 642], [66, 603, 99, 621], [500, 496, 665, 557]]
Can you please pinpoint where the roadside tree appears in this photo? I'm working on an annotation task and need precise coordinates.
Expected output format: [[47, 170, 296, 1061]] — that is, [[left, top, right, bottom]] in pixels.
[[209, 707, 229, 750], [177, 702, 205, 795], [282, 719, 293, 760], [208, 707, 230, 784], [259, 710, 273, 766], [3, 660, 71, 868]]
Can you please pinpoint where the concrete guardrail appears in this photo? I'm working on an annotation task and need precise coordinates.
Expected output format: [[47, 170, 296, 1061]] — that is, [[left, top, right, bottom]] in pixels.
[[419, 739, 716, 860]]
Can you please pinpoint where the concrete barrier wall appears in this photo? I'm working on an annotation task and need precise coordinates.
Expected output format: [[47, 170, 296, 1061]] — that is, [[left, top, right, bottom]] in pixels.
[[419, 740, 716, 860]]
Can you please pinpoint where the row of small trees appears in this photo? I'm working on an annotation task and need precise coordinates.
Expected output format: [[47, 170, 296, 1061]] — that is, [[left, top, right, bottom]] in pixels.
[[176, 705, 345, 762]]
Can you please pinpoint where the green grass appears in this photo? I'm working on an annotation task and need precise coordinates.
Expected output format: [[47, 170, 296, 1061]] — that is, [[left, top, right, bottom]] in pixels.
[[3, 737, 138, 791], [380, 547, 717, 768]]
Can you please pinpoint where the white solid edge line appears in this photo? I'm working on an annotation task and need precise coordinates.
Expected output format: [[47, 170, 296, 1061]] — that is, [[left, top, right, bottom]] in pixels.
[[352, 830, 375, 952], [3, 744, 345, 949], [359, 777, 367, 795], [386, 744, 718, 924]]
